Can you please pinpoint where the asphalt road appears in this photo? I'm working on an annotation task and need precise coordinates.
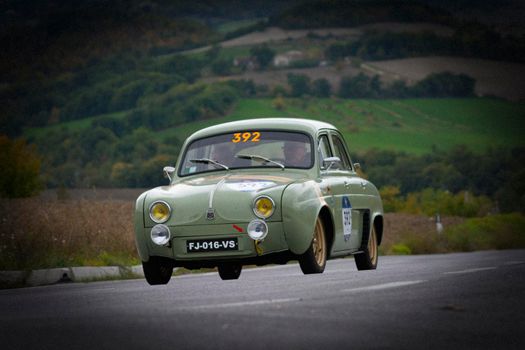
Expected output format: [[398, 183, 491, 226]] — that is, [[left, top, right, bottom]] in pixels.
[[1, 250, 525, 350]]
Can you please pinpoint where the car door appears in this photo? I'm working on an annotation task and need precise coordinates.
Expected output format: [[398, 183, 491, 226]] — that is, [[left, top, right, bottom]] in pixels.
[[326, 131, 364, 253]]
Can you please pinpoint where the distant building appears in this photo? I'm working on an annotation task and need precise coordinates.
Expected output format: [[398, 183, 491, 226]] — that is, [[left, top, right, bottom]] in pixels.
[[233, 56, 258, 71], [273, 50, 305, 67]]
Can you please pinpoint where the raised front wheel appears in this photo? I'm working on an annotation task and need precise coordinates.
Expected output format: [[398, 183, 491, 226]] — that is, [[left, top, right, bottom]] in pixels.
[[142, 257, 174, 285], [299, 217, 327, 274], [218, 263, 242, 280]]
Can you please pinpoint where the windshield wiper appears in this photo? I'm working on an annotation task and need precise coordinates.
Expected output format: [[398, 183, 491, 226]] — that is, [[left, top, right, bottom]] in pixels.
[[236, 154, 285, 169], [190, 158, 229, 170]]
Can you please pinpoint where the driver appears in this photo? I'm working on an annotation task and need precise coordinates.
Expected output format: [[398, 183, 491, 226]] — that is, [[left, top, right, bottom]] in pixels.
[[283, 141, 308, 167]]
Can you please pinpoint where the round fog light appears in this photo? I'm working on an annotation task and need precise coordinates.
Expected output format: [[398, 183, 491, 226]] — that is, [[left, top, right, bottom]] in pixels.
[[247, 219, 268, 241], [151, 224, 171, 246]]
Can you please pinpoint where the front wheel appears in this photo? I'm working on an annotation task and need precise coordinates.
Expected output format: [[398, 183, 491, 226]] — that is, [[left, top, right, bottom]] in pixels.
[[299, 217, 327, 274], [142, 257, 174, 285], [218, 263, 242, 280], [355, 224, 378, 270]]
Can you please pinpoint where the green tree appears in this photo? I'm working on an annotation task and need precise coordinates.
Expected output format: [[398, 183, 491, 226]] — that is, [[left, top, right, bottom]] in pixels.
[[287, 73, 311, 97], [339, 73, 370, 98], [250, 45, 275, 70], [312, 78, 332, 97], [411, 72, 475, 97], [211, 59, 232, 76], [0, 136, 42, 197]]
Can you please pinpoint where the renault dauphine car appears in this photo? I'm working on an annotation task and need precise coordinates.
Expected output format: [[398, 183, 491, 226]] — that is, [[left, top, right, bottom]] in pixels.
[[134, 118, 383, 284]]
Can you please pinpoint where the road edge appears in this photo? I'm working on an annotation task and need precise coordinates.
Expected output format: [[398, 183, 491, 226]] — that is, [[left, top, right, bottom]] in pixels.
[[0, 265, 153, 288]]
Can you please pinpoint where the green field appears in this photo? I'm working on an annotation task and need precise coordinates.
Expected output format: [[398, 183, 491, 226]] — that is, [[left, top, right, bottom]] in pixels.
[[24, 110, 130, 139], [25, 97, 525, 154], [159, 97, 525, 154], [214, 18, 263, 34]]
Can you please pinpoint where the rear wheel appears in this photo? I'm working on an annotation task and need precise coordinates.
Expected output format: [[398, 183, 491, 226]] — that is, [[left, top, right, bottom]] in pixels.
[[218, 263, 242, 280], [299, 217, 327, 274], [355, 224, 378, 270], [142, 257, 173, 285]]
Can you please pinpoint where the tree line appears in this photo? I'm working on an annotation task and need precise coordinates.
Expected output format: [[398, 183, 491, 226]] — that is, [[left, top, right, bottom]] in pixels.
[[286, 71, 475, 99], [3, 131, 523, 215], [325, 29, 525, 63], [357, 146, 525, 214]]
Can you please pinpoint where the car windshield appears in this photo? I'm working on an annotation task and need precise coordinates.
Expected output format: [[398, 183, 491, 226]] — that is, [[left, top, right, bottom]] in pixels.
[[179, 131, 313, 176]]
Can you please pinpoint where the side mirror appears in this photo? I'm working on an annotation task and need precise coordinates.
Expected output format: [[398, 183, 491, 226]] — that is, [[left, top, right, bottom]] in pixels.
[[323, 157, 341, 171], [163, 166, 175, 181]]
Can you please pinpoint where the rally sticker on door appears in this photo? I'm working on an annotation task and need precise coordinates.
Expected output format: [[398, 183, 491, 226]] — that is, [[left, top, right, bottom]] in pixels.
[[342, 196, 352, 241]]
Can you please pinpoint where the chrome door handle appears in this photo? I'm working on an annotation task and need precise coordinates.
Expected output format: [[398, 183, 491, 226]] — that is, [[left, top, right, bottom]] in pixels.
[[361, 181, 366, 188], [344, 181, 351, 188]]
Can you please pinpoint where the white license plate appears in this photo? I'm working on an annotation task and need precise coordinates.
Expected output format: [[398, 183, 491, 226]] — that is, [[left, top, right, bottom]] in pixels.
[[186, 238, 238, 252]]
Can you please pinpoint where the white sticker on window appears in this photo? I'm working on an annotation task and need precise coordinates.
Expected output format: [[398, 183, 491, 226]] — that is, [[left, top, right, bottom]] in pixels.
[[342, 196, 352, 241]]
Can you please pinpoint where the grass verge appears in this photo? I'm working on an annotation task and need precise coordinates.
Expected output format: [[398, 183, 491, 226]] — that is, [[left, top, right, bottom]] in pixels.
[[1, 197, 524, 271]]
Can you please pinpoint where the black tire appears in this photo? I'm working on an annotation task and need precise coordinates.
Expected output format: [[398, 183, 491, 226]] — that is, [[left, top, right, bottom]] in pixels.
[[355, 224, 378, 270], [299, 217, 327, 274], [142, 257, 174, 285], [218, 263, 242, 280]]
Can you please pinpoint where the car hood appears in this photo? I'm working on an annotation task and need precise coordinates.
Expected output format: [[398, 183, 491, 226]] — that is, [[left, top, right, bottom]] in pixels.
[[144, 172, 304, 226]]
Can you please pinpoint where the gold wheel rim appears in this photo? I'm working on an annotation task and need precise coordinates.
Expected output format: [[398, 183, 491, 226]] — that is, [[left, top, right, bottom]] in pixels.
[[312, 218, 326, 267], [368, 226, 378, 265]]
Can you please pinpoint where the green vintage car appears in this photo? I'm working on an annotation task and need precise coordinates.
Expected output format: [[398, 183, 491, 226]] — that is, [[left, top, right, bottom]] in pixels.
[[134, 118, 383, 284]]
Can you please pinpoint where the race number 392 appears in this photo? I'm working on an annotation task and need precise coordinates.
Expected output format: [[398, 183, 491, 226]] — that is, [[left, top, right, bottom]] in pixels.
[[231, 132, 261, 143]]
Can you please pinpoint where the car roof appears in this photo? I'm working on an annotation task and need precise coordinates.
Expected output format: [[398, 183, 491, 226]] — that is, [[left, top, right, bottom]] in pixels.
[[188, 118, 336, 141]]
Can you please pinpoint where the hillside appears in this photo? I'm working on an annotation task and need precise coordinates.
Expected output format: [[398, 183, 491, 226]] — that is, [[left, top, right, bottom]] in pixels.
[[270, 0, 453, 29], [160, 98, 525, 154], [26, 97, 525, 155], [1, 0, 524, 211]]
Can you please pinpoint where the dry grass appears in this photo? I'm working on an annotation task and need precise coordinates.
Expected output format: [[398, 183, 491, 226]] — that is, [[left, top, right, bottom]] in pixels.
[[368, 57, 525, 101], [0, 198, 137, 270], [381, 213, 465, 255], [1, 196, 521, 271]]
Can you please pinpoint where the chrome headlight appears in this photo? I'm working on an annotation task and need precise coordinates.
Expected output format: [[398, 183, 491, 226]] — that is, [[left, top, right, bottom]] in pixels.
[[151, 224, 171, 246], [253, 196, 275, 219], [149, 201, 171, 223], [247, 219, 268, 241]]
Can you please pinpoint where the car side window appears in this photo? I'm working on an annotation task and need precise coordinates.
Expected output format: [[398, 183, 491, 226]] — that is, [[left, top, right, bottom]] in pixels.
[[331, 134, 352, 171], [318, 134, 332, 170]]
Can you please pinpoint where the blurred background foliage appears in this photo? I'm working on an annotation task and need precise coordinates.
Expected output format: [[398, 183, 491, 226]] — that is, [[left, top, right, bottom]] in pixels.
[[1, 0, 524, 217], [1, 0, 525, 270]]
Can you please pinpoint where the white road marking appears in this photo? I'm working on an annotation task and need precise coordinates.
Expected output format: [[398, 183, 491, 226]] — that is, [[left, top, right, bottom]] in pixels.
[[503, 261, 525, 266], [443, 267, 497, 275], [181, 298, 300, 310], [341, 280, 426, 293]]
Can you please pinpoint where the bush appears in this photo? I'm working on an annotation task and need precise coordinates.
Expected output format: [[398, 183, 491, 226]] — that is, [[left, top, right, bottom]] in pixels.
[[250, 45, 275, 70], [211, 59, 232, 76], [339, 73, 373, 98], [225, 80, 257, 97], [109, 80, 149, 110], [0, 136, 42, 197], [289, 59, 319, 69], [391, 244, 412, 255], [412, 72, 475, 97], [445, 214, 525, 251], [160, 56, 203, 83], [312, 78, 331, 98], [61, 84, 113, 120], [287, 73, 311, 97], [272, 95, 286, 110]]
